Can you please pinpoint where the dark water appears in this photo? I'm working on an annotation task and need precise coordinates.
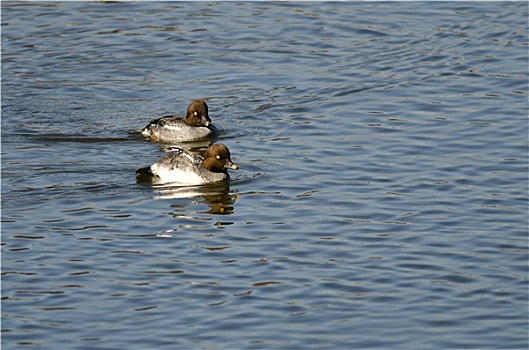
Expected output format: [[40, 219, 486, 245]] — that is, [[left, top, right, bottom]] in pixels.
[[2, 2, 528, 349]]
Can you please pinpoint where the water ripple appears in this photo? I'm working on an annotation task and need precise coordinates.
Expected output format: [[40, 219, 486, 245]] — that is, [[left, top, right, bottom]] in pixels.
[[2, 2, 527, 350]]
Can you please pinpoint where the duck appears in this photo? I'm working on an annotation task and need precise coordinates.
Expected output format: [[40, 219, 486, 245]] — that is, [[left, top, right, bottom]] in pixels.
[[136, 143, 239, 185], [141, 100, 218, 142]]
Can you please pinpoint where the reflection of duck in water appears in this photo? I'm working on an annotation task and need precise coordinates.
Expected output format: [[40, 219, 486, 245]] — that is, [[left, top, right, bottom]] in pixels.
[[136, 143, 239, 185], [158, 139, 215, 152], [201, 190, 239, 215], [141, 100, 218, 142], [161, 182, 239, 214]]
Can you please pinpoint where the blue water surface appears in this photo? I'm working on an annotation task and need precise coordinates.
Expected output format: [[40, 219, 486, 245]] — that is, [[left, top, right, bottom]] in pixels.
[[2, 2, 528, 349]]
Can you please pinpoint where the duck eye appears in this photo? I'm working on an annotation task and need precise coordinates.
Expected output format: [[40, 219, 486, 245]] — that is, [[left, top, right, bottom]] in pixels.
[[194, 111, 198, 116], [216, 155, 221, 160]]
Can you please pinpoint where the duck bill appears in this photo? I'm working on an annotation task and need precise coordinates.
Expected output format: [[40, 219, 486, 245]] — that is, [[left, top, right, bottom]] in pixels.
[[228, 161, 239, 170], [201, 117, 211, 127]]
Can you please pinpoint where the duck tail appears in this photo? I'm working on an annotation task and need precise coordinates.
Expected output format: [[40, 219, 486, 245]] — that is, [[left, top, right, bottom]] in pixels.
[[136, 165, 155, 182]]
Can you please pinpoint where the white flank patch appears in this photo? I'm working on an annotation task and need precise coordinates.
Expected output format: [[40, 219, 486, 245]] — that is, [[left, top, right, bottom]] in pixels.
[[151, 164, 205, 185]]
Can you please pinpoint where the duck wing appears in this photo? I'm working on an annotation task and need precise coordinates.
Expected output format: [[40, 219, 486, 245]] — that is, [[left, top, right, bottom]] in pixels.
[[147, 115, 184, 128], [160, 147, 204, 170]]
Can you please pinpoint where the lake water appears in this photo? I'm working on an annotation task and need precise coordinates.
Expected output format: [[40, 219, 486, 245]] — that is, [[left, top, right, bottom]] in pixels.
[[2, 1, 528, 349]]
